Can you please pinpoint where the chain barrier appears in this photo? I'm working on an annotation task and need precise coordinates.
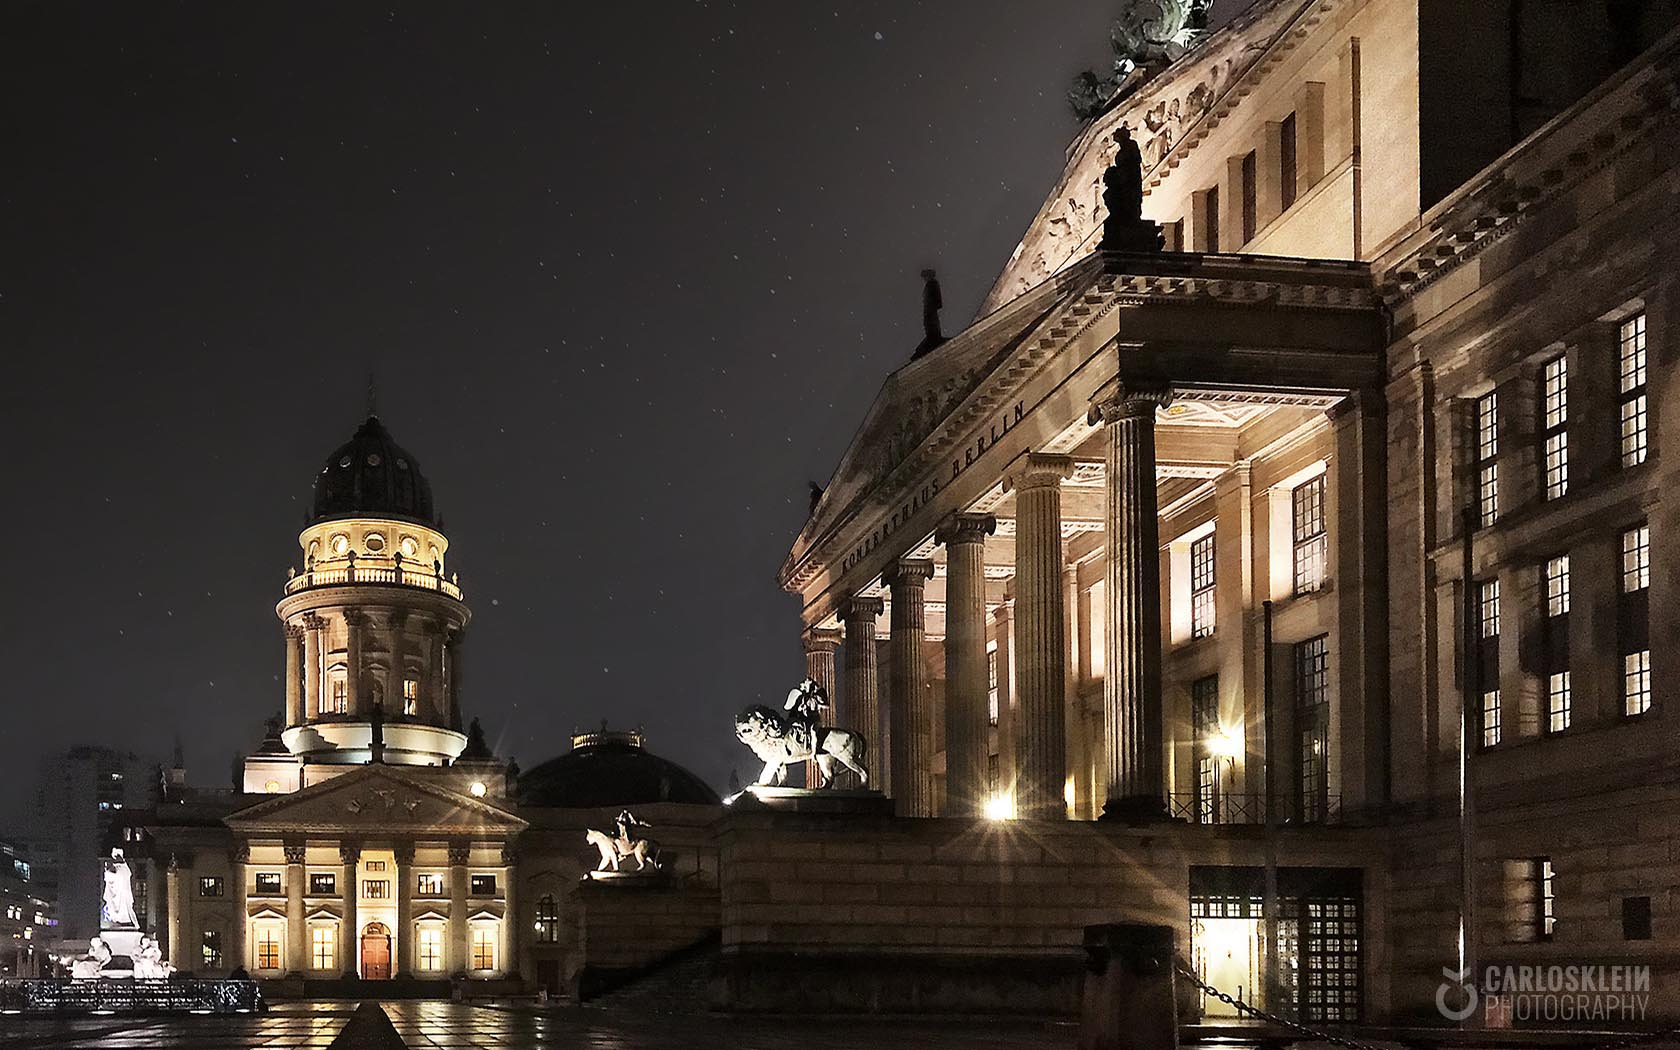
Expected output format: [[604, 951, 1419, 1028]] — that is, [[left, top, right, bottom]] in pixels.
[[1177, 964, 1680, 1050]]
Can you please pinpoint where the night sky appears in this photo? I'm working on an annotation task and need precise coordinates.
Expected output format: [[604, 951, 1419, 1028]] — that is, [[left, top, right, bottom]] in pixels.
[[0, 2, 1247, 825]]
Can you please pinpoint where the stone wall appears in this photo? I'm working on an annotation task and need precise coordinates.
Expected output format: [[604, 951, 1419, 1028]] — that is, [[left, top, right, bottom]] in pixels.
[[571, 879, 720, 1000]]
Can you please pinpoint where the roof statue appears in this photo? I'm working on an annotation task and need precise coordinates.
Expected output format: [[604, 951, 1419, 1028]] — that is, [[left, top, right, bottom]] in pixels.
[[911, 269, 947, 359], [1069, 0, 1216, 121], [1101, 126, 1165, 252]]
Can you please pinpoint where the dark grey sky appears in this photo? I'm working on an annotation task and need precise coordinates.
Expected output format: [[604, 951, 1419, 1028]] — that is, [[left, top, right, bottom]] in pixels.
[[0, 2, 1250, 824]]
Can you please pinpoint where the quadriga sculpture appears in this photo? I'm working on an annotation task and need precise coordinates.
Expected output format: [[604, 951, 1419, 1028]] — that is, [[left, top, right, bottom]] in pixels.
[[734, 679, 869, 789]]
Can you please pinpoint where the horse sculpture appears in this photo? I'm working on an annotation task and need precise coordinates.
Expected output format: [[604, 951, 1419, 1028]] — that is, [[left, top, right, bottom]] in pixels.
[[584, 810, 660, 873]]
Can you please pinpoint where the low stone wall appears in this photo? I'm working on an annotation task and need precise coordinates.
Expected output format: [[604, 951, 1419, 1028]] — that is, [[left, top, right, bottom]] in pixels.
[[572, 878, 721, 999], [716, 810, 1385, 1015]]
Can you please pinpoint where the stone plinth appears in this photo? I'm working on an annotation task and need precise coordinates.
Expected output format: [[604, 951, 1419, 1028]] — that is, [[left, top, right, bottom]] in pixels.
[[572, 879, 720, 1002], [726, 786, 894, 816]]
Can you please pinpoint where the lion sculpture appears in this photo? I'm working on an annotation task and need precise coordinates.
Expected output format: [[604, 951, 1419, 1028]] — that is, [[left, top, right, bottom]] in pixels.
[[734, 681, 869, 789]]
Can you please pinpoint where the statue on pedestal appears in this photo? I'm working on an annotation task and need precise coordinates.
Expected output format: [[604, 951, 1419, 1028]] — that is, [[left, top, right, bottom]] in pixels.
[[734, 679, 869, 789], [101, 849, 137, 929], [70, 937, 112, 980], [1101, 126, 1164, 253], [131, 935, 174, 980], [584, 809, 660, 873]]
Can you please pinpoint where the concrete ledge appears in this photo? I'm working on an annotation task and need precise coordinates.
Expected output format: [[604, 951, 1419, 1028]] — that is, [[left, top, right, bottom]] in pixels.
[[714, 947, 1084, 1015]]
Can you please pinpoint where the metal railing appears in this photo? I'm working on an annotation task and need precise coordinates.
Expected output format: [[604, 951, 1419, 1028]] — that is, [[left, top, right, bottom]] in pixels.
[[0, 978, 262, 1014], [285, 563, 461, 599], [1166, 791, 1343, 826]]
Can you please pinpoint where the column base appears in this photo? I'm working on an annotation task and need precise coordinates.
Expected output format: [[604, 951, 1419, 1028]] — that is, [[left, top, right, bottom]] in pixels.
[[1099, 795, 1172, 824]]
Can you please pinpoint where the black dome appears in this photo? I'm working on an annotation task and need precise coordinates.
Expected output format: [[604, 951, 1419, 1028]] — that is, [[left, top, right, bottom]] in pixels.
[[517, 730, 720, 808], [310, 415, 436, 525]]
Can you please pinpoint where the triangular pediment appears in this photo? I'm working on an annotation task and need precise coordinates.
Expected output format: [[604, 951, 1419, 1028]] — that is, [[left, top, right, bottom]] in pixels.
[[225, 765, 527, 836]]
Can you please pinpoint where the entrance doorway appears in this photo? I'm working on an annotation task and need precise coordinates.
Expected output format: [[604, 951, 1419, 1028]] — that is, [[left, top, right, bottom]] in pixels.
[[360, 922, 392, 980]]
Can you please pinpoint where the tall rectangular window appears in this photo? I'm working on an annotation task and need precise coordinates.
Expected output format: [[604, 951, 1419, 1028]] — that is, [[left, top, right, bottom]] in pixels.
[[1541, 355, 1569, 500], [1240, 149, 1258, 244], [1544, 555, 1571, 617], [987, 642, 1000, 726], [418, 927, 443, 971], [1190, 532, 1216, 639], [1087, 582, 1106, 678], [311, 926, 335, 971], [534, 895, 560, 944], [1543, 554, 1571, 732], [1620, 314, 1648, 467], [471, 927, 496, 971], [1623, 524, 1650, 592], [257, 929, 280, 970], [1546, 672, 1572, 733], [1536, 858, 1557, 940], [330, 678, 347, 715], [1478, 578, 1502, 747], [202, 930, 223, 970], [1204, 184, 1220, 252], [1280, 112, 1299, 210], [1191, 675, 1219, 824], [403, 678, 419, 717], [1292, 475, 1328, 594], [1295, 636, 1330, 822], [1475, 391, 1500, 527], [1625, 652, 1652, 718], [1622, 523, 1651, 717]]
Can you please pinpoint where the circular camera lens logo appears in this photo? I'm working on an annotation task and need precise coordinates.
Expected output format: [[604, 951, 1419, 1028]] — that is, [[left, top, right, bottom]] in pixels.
[[1436, 966, 1479, 1021]]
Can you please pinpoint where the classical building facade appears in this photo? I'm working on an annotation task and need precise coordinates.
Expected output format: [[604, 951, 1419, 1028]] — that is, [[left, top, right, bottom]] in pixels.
[[132, 414, 722, 995], [779, 0, 1680, 1023]]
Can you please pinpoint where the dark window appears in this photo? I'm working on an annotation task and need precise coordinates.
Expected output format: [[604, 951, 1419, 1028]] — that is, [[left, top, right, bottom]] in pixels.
[[1623, 896, 1653, 941], [1204, 185, 1220, 252], [535, 894, 560, 944], [1165, 219, 1184, 251], [199, 876, 224, 898], [1295, 636, 1330, 822], [1240, 150, 1257, 244], [1191, 676, 1220, 824], [309, 872, 336, 895], [1280, 112, 1298, 209], [470, 874, 496, 896], [255, 872, 281, 895]]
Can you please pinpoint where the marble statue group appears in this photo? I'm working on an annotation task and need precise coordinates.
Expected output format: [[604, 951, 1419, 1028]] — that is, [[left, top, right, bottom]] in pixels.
[[734, 678, 869, 789]]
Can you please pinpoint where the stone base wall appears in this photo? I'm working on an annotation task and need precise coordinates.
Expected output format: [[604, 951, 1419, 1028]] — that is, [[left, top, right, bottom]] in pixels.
[[717, 809, 1385, 1015], [572, 879, 720, 999]]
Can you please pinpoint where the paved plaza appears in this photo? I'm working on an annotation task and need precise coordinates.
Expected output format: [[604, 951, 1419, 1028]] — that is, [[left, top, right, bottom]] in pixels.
[[0, 1000, 1081, 1049]]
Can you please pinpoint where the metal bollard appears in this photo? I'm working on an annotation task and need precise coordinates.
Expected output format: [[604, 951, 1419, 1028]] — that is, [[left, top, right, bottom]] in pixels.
[[1078, 923, 1179, 1050]]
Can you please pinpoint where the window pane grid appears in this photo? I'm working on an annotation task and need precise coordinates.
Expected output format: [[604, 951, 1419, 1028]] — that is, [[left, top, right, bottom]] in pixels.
[[1621, 394, 1648, 467], [1625, 651, 1652, 717], [1545, 556, 1571, 617], [1541, 356, 1568, 499], [1538, 859, 1557, 939], [1478, 579, 1500, 639], [1292, 476, 1328, 594], [1478, 465, 1499, 527], [1623, 525, 1650, 592], [1191, 533, 1216, 638], [311, 927, 334, 971], [1482, 689, 1502, 748], [1546, 671, 1572, 733], [1543, 433, 1568, 500], [1295, 636, 1330, 822], [1620, 314, 1647, 393]]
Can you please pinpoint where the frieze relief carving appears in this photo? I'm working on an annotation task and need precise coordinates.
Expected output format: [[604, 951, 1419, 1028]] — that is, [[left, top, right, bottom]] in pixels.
[[875, 366, 986, 479], [344, 789, 422, 818]]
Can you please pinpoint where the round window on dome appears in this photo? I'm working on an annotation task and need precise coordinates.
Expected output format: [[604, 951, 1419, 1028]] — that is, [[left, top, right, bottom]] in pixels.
[[339, 456, 352, 468], [331, 534, 350, 556], [366, 452, 382, 467], [365, 533, 386, 553], [400, 536, 419, 558]]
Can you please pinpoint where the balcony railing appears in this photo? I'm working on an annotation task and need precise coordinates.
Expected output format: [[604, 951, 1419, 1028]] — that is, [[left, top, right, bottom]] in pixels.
[[1166, 791, 1343, 826], [284, 563, 462, 599]]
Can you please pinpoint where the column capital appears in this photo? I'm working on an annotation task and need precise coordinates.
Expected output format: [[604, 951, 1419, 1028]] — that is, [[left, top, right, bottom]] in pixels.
[[392, 843, 415, 865], [447, 842, 472, 866], [1008, 452, 1076, 492], [302, 612, 327, 631], [882, 558, 935, 588], [801, 627, 843, 654], [937, 513, 997, 547], [839, 595, 884, 624], [282, 843, 307, 865], [229, 841, 251, 865], [338, 843, 362, 866], [285, 623, 306, 641], [342, 608, 366, 627], [500, 842, 520, 866], [1088, 386, 1173, 424]]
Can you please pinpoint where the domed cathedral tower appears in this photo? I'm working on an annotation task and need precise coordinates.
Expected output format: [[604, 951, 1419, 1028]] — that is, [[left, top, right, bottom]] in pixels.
[[263, 413, 472, 789]]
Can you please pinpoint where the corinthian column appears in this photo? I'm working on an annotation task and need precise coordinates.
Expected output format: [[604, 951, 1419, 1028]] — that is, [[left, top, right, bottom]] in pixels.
[[1010, 453, 1075, 819], [840, 596, 884, 783], [884, 559, 934, 816], [339, 843, 360, 978], [343, 609, 364, 718], [303, 614, 325, 720], [939, 513, 996, 817], [800, 627, 843, 787], [1092, 387, 1171, 820], [284, 624, 304, 727]]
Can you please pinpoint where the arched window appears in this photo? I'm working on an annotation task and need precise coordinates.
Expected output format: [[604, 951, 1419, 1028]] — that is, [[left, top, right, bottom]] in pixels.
[[534, 894, 559, 944]]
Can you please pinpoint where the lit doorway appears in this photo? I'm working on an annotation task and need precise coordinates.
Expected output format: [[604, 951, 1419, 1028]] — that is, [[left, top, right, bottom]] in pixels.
[[361, 921, 392, 980]]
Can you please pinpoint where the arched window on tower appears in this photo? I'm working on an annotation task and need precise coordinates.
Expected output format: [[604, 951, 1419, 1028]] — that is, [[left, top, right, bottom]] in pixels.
[[402, 678, 419, 717]]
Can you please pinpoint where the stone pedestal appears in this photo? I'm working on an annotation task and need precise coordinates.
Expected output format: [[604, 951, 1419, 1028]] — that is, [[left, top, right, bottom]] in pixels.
[[728, 786, 894, 816], [1079, 924, 1179, 1050]]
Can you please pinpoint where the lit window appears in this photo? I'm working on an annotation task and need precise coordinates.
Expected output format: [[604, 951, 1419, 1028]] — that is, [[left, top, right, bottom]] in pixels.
[[202, 929, 223, 969], [471, 926, 496, 971], [470, 874, 496, 896], [1087, 582, 1106, 678], [363, 880, 390, 900], [199, 877, 224, 898], [986, 643, 1000, 727], [1190, 532, 1216, 638], [535, 894, 560, 944], [255, 872, 281, 895], [1478, 579, 1500, 639], [1623, 524, 1650, 593], [1625, 651, 1652, 717], [1481, 690, 1502, 748], [1544, 556, 1571, 617], [418, 926, 443, 971], [1191, 676, 1219, 824], [417, 873, 444, 896], [1536, 858, 1557, 939], [1474, 392, 1499, 527], [1295, 636, 1330, 822], [309, 873, 336, 896], [365, 860, 387, 872], [1541, 356, 1568, 500], [256, 929, 280, 970], [329, 678, 347, 715], [1292, 475, 1328, 594], [403, 678, 419, 717], [1546, 672, 1572, 733], [1620, 314, 1648, 467], [311, 926, 335, 970]]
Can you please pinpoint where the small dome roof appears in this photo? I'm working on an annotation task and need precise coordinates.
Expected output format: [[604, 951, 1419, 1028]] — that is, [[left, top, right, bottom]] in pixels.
[[310, 415, 436, 525], [517, 729, 719, 809]]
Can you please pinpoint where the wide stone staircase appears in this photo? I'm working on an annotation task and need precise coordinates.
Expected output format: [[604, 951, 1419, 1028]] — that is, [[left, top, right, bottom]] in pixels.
[[583, 937, 719, 1015]]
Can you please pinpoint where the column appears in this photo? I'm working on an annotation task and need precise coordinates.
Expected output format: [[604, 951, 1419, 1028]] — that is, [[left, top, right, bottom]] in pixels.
[[303, 614, 324, 720], [448, 841, 470, 975], [500, 844, 519, 978], [230, 843, 248, 974], [339, 843, 360, 977], [446, 630, 466, 731], [1093, 388, 1171, 819], [884, 559, 935, 816], [284, 841, 306, 975], [1012, 453, 1075, 819], [428, 622, 446, 722], [165, 854, 184, 969], [394, 844, 415, 978], [939, 513, 996, 817], [992, 602, 1015, 804], [284, 625, 304, 727], [1064, 563, 1086, 819], [344, 610, 364, 718], [840, 597, 884, 779], [801, 627, 842, 787]]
